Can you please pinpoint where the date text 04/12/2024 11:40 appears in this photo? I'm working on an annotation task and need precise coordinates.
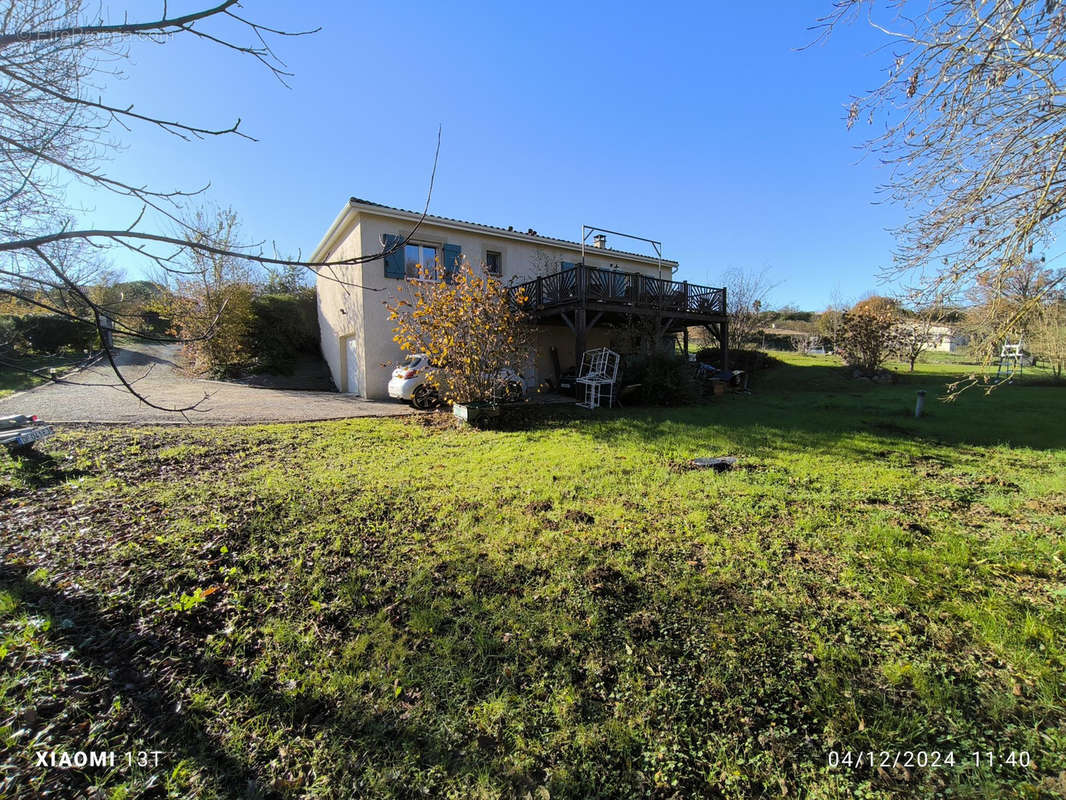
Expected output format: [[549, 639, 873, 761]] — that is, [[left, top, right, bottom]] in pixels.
[[827, 750, 1034, 770]]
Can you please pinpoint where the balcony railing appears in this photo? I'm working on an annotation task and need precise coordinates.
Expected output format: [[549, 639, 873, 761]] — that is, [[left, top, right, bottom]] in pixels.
[[510, 264, 726, 317]]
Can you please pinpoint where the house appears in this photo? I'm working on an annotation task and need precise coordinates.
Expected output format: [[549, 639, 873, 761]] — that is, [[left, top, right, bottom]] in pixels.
[[926, 324, 968, 353], [310, 198, 728, 399], [894, 322, 969, 354]]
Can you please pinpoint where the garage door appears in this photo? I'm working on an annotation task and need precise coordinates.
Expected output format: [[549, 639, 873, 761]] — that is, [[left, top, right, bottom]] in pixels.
[[345, 338, 360, 395]]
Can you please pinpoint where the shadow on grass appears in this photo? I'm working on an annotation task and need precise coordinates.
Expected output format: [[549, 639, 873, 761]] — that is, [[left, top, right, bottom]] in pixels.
[[3, 525, 766, 799], [4, 557, 518, 798], [0, 555, 768, 798], [509, 362, 1066, 453], [3, 484, 1057, 799], [3, 448, 89, 490], [2, 564, 279, 799]]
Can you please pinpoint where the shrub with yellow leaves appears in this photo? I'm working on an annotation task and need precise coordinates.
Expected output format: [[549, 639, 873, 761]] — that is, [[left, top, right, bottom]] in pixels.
[[386, 257, 534, 405]]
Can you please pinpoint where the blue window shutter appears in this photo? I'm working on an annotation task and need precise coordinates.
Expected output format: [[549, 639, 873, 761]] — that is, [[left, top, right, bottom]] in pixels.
[[383, 234, 404, 279], [443, 243, 461, 282], [561, 261, 576, 271]]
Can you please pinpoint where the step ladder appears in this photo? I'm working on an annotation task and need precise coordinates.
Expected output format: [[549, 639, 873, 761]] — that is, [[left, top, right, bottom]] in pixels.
[[996, 339, 1025, 382]]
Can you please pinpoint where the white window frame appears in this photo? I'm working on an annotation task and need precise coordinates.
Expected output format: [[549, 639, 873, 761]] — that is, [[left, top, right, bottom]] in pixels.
[[403, 240, 443, 282], [484, 248, 503, 276]]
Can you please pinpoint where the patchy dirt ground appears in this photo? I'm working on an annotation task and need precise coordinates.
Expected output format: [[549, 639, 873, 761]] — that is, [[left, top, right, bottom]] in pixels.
[[2, 394, 1064, 799]]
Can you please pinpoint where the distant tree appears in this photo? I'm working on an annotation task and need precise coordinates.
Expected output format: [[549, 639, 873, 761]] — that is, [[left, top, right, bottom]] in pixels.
[[1030, 300, 1066, 379], [818, 0, 1066, 354], [723, 267, 779, 350], [790, 333, 821, 354], [159, 207, 259, 377], [528, 249, 561, 281], [265, 263, 311, 295], [782, 308, 814, 323], [84, 268, 126, 311], [775, 304, 800, 320], [894, 303, 944, 372], [387, 258, 534, 406], [817, 309, 844, 350], [836, 297, 902, 375], [816, 290, 850, 351], [966, 259, 1065, 359], [686, 325, 714, 351], [854, 295, 900, 316]]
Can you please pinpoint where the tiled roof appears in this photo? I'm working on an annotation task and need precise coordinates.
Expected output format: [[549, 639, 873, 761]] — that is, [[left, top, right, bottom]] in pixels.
[[348, 197, 679, 267]]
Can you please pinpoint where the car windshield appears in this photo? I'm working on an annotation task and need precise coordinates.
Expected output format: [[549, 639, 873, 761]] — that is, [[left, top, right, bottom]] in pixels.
[[402, 355, 423, 368]]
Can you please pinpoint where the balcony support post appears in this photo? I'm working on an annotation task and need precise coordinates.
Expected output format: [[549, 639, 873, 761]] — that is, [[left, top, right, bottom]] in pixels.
[[713, 320, 729, 371], [721, 319, 729, 371], [575, 307, 587, 364]]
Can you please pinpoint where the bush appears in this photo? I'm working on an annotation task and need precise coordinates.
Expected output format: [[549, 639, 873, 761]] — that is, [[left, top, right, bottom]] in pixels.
[[165, 283, 318, 378], [246, 289, 318, 373], [138, 309, 172, 337], [5, 314, 97, 355], [837, 301, 901, 376], [0, 315, 18, 353], [167, 282, 257, 378], [622, 353, 699, 405], [694, 348, 781, 372]]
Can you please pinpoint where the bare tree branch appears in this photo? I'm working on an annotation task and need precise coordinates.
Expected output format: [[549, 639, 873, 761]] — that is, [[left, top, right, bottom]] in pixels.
[[816, 0, 1066, 366], [0, 2, 438, 410]]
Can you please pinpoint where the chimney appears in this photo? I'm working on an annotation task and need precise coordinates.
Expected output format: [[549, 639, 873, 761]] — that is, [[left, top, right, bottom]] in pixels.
[[592, 234, 607, 249]]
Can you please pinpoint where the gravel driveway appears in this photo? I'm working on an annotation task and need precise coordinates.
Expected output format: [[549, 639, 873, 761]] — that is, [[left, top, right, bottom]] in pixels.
[[0, 342, 415, 424]]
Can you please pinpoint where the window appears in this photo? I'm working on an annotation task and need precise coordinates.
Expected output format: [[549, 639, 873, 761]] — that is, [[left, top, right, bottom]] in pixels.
[[485, 250, 502, 275], [405, 243, 439, 280]]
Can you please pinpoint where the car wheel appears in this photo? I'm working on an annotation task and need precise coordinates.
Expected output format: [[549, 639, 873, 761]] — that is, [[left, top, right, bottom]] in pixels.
[[503, 379, 524, 403], [411, 384, 439, 410]]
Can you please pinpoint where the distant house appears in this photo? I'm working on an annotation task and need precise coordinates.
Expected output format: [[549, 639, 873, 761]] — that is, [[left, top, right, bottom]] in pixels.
[[926, 324, 968, 353], [309, 198, 728, 400]]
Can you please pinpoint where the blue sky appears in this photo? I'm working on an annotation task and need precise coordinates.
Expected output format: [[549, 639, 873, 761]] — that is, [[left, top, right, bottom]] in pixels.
[[72, 1, 907, 310]]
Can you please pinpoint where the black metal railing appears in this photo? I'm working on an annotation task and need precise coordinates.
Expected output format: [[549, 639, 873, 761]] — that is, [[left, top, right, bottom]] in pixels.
[[510, 264, 725, 316]]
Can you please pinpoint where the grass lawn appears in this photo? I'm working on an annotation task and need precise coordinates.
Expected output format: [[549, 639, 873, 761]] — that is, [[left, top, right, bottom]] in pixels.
[[2, 358, 1064, 799]]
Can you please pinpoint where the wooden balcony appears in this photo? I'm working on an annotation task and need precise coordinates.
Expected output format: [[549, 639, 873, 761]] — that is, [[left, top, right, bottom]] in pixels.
[[511, 264, 725, 323], [510, 263, 730, 369]]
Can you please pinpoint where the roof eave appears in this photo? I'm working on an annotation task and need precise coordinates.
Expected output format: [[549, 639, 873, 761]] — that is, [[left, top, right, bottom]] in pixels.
[[346, 199, 679, 272], [308, 201, 359, 264]]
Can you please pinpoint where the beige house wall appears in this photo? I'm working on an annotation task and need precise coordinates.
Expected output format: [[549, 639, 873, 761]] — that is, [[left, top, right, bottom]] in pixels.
[[315, 219, 367, 394], [313, 204, 677, 400], [926, 325, 968, 353]]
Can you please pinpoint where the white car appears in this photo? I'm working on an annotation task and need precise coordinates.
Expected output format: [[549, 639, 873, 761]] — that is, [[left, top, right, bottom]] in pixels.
[[388, 354, 525, 410], [388, 354, 439, 409]]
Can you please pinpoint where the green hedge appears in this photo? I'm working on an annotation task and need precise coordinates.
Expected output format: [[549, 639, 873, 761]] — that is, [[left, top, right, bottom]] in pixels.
[[246, 289, 318, 374], [1, 314, 98, 355], [694, 347, 783, 372]]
